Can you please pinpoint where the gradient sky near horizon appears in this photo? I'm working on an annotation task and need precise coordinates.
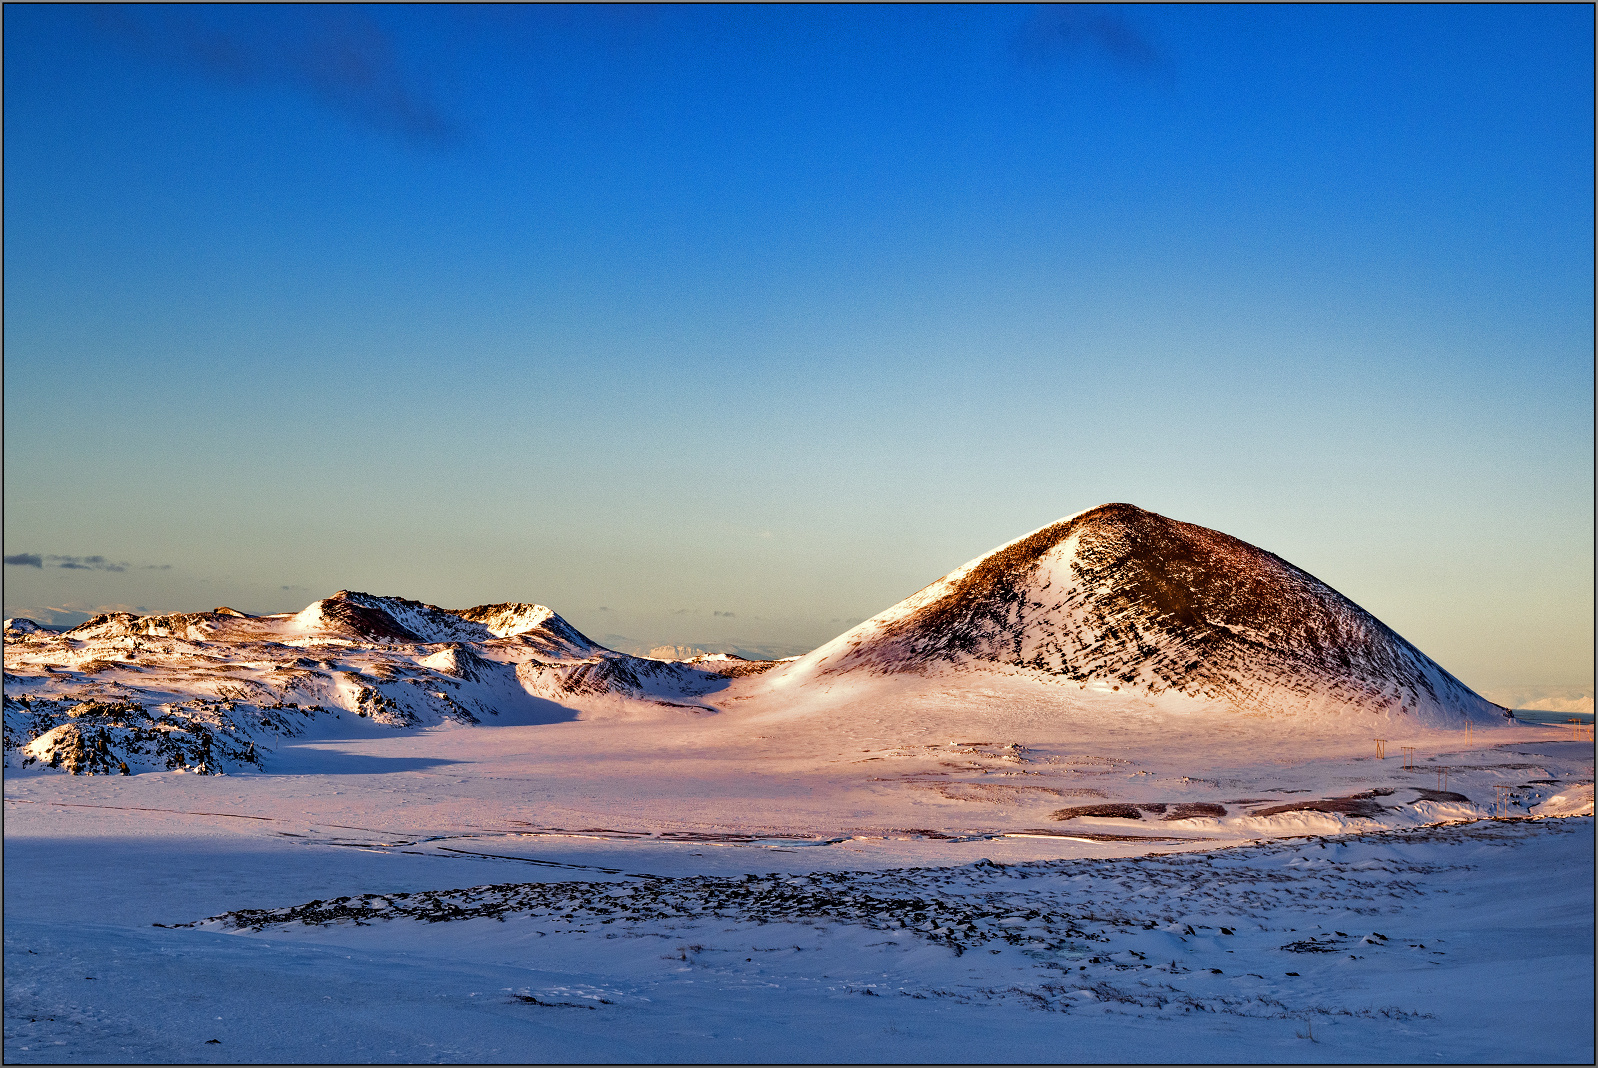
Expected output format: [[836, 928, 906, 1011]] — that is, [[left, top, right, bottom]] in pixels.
[[4, 5, 1592, 695]]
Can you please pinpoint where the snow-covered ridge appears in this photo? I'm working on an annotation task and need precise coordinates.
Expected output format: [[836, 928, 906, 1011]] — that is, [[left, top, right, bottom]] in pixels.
[[288, 591, 493, 644], [280, 593, 608, 651], [3, 590, 782, 775], [768, 503, 1508, 727]]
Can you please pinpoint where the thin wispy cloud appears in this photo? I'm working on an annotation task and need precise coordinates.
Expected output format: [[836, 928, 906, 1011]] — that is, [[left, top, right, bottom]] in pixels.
[[81, 6, 1165, 152], [1011, 6, 1165, 70], [86, 6, 455, 146]]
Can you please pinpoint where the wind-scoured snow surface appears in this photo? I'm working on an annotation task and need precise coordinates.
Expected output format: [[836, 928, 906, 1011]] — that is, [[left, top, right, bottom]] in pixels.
[[768, 504, 1507, 727], [3, 805, 1591, 1062], [4, 506, 1590, 1061]]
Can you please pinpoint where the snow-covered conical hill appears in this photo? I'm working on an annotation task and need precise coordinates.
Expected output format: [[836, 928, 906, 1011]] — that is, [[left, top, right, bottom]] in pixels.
[[762, 503, 1507, 726]]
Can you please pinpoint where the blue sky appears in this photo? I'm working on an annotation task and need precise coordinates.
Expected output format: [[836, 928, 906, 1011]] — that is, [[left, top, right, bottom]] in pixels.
[[4, 5, 1592, 692]]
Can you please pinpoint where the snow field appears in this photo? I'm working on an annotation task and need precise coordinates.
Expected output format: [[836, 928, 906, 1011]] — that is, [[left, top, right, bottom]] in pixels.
[[4, 818, 1591, 1063]]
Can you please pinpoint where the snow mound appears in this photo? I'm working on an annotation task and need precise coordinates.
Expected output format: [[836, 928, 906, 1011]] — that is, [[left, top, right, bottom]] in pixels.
[[414, 643, 496, 681], [1533, 784, 1594, 818]]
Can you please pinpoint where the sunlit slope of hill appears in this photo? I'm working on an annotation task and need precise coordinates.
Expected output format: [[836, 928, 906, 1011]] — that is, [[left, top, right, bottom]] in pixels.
[[755, 504, 1507, 727]]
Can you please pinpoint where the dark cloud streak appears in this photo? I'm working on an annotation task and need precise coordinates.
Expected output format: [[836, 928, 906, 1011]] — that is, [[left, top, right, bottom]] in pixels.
[[52, 555, 128, 572], [80, 6, 1167, 149], [4, 553, 171, 572], [1011, 6, 1165, 70], [85, 6, 456, 146]]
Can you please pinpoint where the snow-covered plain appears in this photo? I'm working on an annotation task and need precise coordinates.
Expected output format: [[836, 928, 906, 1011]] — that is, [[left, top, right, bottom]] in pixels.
[[4, 780, 1592, 1063], [5, 505, 1593, 1061]]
